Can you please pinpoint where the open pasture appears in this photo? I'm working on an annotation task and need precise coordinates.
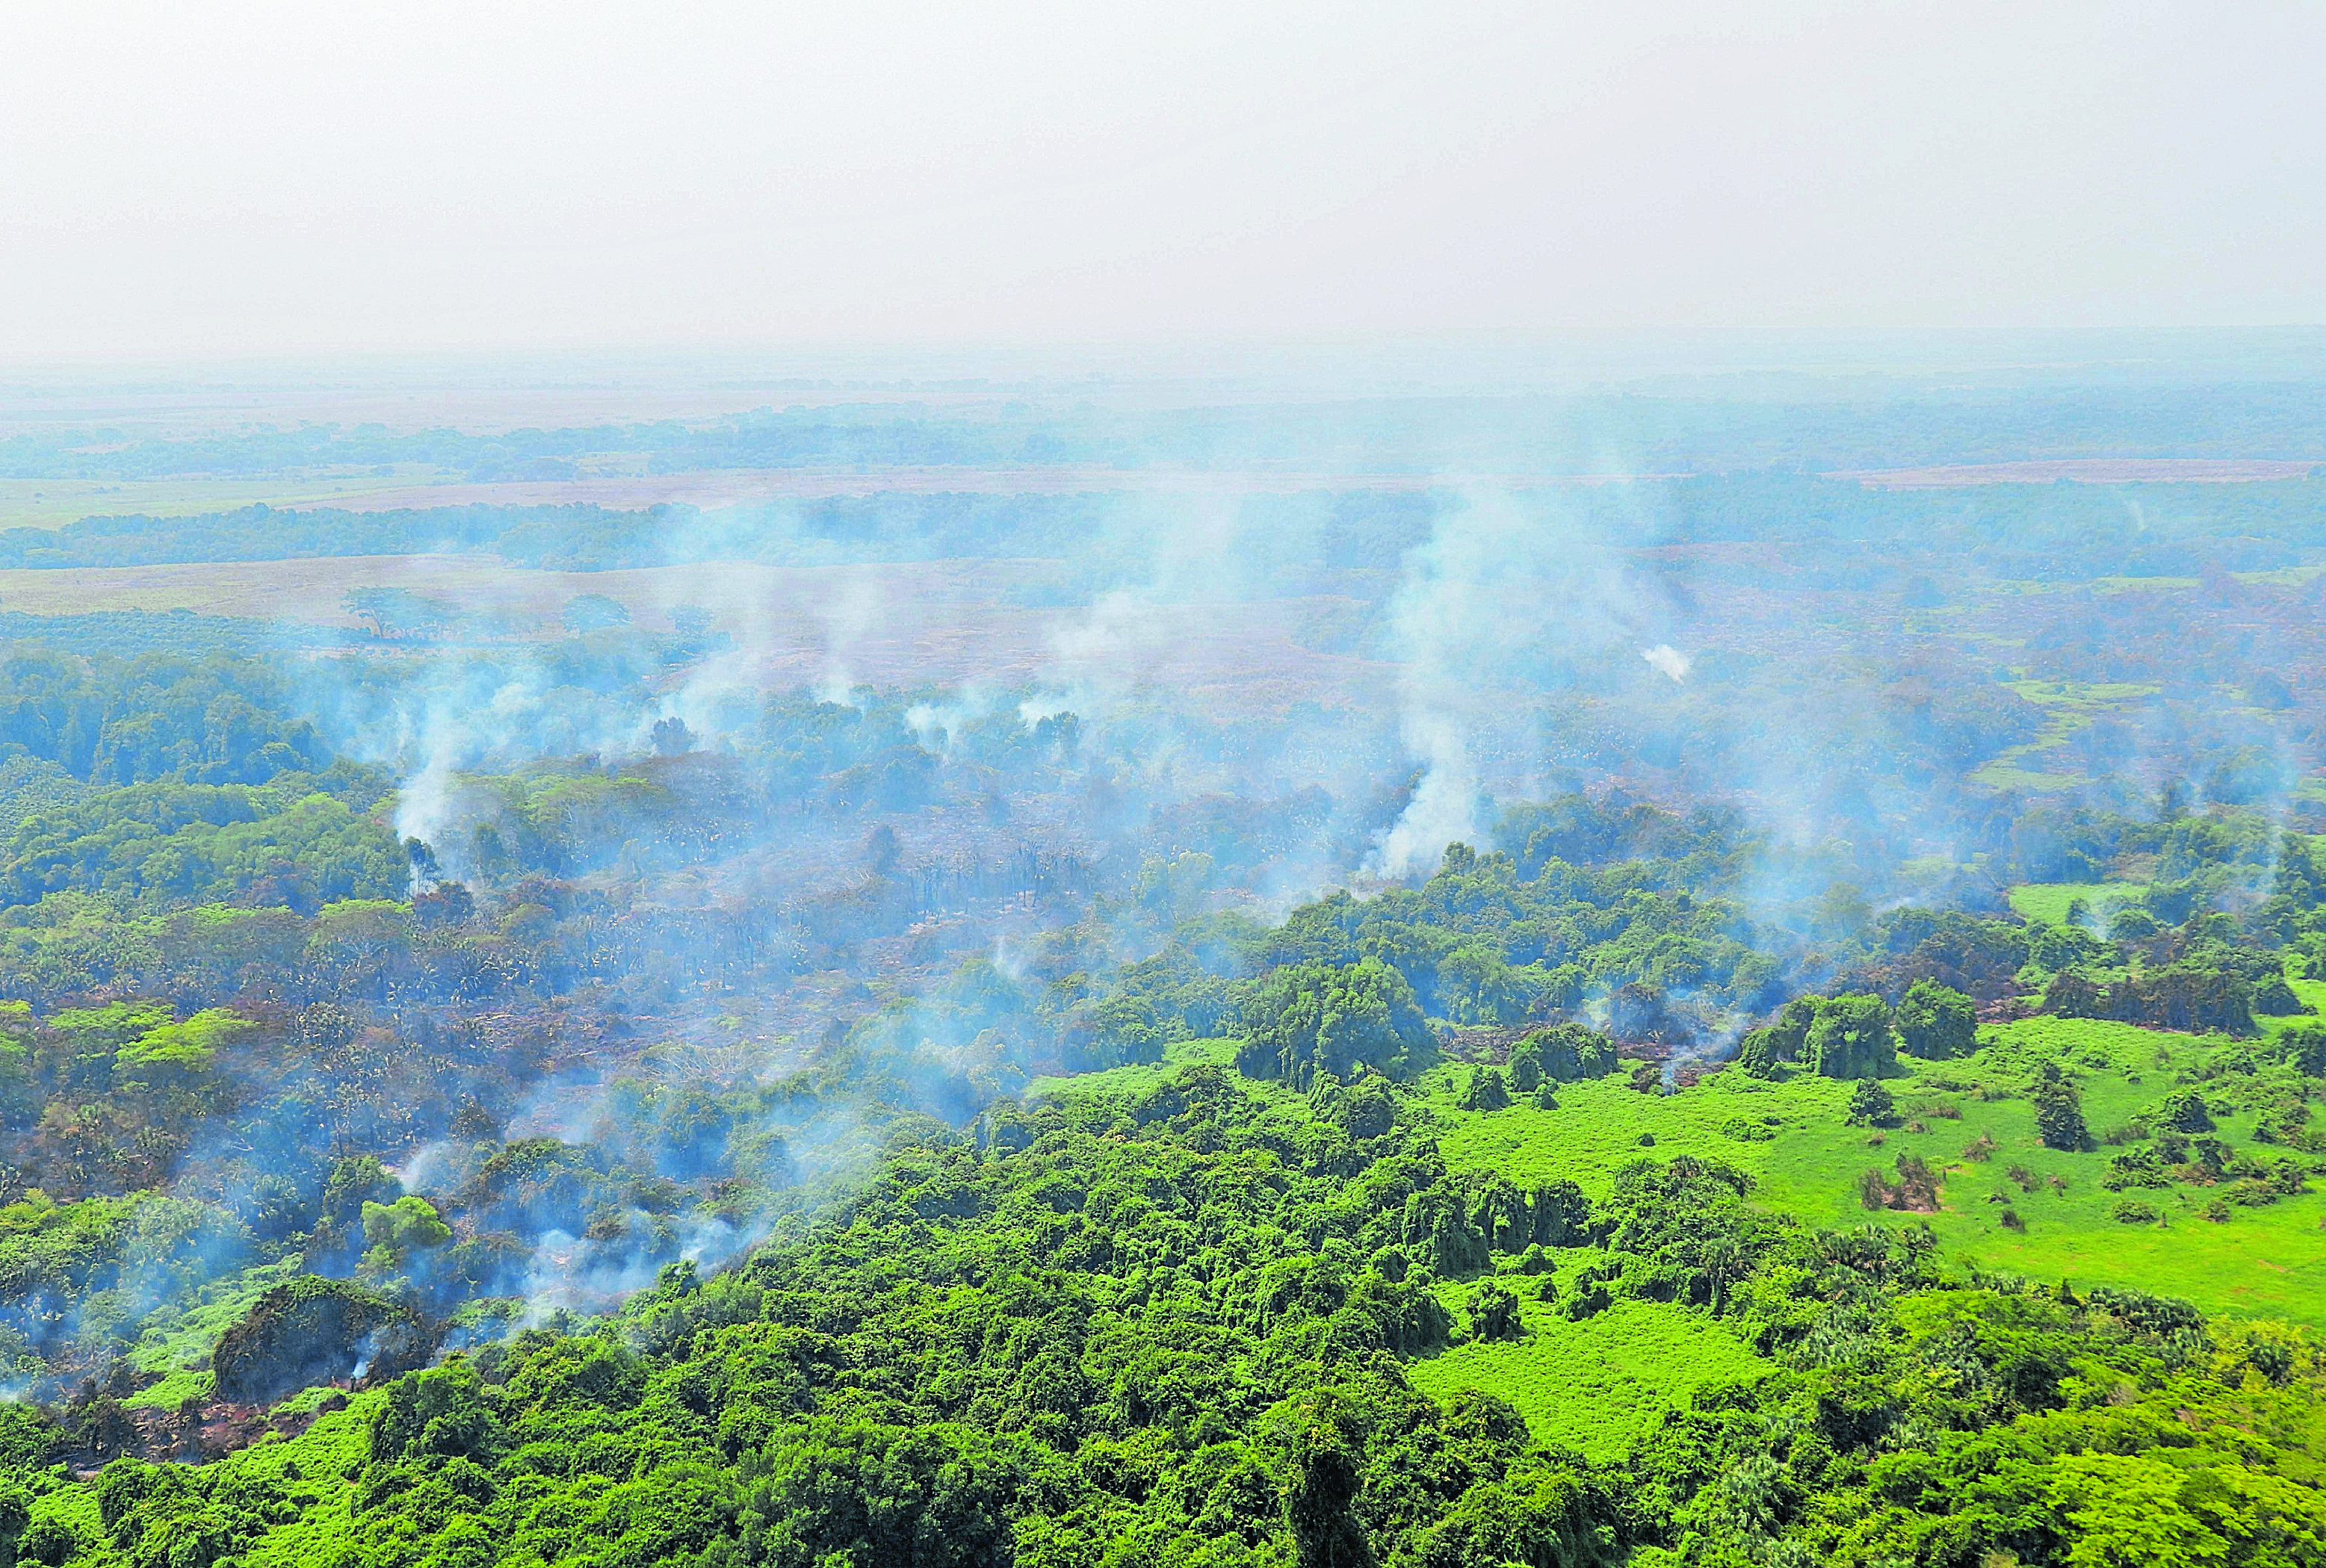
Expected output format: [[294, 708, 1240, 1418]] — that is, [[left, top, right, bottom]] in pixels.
[[2008, 880, 2149, 924], [1433, 1011, 2326, 1327], [1405, 1295, 1768, 1460]]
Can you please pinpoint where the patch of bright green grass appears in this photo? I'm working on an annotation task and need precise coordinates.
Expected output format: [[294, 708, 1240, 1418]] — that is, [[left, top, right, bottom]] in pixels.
[[2089, 575, 2197, 595], [2002, 680, 2163, 707], [1971, 766, 2088, 792], [2233, 565, 2326, 588], [1430, 1066, 1840, 1197], [1025, 1035, 1238, 1103], [1973, 681, 2161, 792], [2008, 881, 2148, 925], [1406, 1296, 1767, 1460], [1433, 1017, 2326, 1327]]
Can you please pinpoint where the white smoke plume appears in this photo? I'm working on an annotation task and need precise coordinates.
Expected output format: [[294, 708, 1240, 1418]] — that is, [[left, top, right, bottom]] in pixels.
[[1366, 488, 1667, 878], [1641, 644, 1690, 681]]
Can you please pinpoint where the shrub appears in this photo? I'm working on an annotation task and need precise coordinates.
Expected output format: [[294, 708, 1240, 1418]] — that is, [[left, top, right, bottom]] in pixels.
[[1461, 1067, 1510, 1112], [2111, 1199, 2159, 1224], [2156, 1090, 2214, 1133], [212, 1276, 432, 1405], [2032, 1066, 2090, 1151], [18, 1518, 75, 1567], [1859, 1155, 1940, 1212], [1846, 1080, 1895, 1127], [2281, 1023, 2326, 1076], [1464, 1280, 1523, 1342], [2225, 1179, 2280, 1207], [1733, 1028, 1781, 1079], [2042, 971, 2103, 1019], [2254, 976, 2308, 1015]]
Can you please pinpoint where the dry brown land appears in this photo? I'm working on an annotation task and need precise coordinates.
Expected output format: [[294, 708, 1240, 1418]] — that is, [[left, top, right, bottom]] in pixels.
[[0, 554, 1395, 713]]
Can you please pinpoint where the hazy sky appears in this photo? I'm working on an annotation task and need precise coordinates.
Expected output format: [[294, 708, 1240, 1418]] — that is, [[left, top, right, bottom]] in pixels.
[[4, 1, 2322, 361]]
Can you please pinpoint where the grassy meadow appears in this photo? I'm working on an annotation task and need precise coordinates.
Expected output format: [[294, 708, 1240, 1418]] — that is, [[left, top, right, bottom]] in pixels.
[[2006, 880, 2149, 925], [1405, 1294, 1768, 1459], [1429, 1004, 2326, 1327]]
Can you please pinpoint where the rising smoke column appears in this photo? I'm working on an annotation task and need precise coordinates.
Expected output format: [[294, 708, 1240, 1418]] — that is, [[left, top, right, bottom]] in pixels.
[[1365, 488, 1672, 878]]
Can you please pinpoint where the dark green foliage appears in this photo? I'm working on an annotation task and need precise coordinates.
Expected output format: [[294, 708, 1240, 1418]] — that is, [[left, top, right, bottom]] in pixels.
[[1759, 997, 1820, 1062], [1510, 1023, 1617, 1084], [2102, 964, 2257, 1034], [2156, 1089, 2215, 1133], [0, 781, 403, 910], [1314, 1072, 1399, 1140], [15, 1518, 73, 1568], [0, 1404, 56, 1471], [2041, 969, 2104, 1018], [1893, 979, 1976, 1059], [1460, 1067, 1509, 1112], [0, 651, 334, 787], [1234, 958, 1435, 1088], [1464, 1280, 1523, 1342], [1396, 1460, 1600, 1568], [1285, 1395, 1377, 1568], [2283, 1023, 2326, 1076], [212, 1275, 432, 1405], [2254, 973, 2308, 1014], [0, 1482, 26, 1561], [1804, 994, 1897, 1079], [2032, 1065, 2091, 1152], [1733, 1028, 1781, 1078], [1846, 1079, 1895, 1127]]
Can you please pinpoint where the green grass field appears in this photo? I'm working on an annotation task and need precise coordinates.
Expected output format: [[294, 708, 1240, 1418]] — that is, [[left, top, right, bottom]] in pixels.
[[1025, 1035, 1241, 1103], [2008, 881, 2148, 925], [1431, 1007, 2326, 1327], [1970, 680, 2162, 792], [1405, 1295, 1768, 1460]]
